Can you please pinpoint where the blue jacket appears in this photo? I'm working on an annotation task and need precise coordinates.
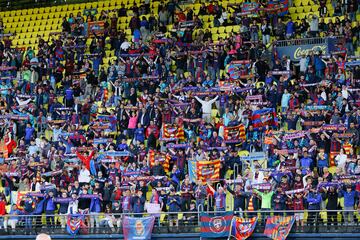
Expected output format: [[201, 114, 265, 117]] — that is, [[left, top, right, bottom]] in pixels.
[[90, 197, 101, 213], [307, 192, 322, 210], [24, 198, 34, 214], [33, 198, 46, 214], [131, 196, 145, 213], [134, 128, 145, 143], [300, 157, 313, 174], [167, 195, 181, 212], [340, 190, 357, 208], [45, 197, 56, 212]]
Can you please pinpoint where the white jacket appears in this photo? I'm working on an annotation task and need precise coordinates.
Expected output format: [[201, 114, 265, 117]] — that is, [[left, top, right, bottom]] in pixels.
[[195, 96, 218, 115]]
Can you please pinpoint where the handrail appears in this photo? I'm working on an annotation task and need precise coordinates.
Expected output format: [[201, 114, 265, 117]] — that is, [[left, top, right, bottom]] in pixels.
[[274, 36, 344, 47], [1, 209, 358, 218], [197, 204, 203, 226], [206, 193, 213, 212]]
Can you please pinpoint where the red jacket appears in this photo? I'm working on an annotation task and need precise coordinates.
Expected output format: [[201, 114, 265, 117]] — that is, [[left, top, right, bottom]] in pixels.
[[146, 125, 159, 138], [0, 201, 6, 215]]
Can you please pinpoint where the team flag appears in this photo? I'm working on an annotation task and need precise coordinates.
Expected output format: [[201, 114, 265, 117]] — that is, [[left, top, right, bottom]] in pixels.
[[196, 159, 221, 183], [228, 216, 258, 240], [251, 108, 278, 129], [162, 123, 185, 141], [188, 159, 197, 183], [123, 216, 155, 240], [224, 124, 246, 142], [264, 215, 295, 240], [266, 0, 289, 16], [66, 214, 86, 235], [148, 149, 171, 172], [200, 212, 234, 238]]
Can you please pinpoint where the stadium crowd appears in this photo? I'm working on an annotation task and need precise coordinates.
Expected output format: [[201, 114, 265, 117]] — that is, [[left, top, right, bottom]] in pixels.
[[0, 0, 360, 234]]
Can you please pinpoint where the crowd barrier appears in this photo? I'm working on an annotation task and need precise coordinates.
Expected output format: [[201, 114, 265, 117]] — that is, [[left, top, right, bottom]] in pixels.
[[0, 209, 359, 236]]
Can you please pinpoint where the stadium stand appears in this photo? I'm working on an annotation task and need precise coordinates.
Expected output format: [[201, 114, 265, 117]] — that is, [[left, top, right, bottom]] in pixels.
[[0, 0, 359, 239]]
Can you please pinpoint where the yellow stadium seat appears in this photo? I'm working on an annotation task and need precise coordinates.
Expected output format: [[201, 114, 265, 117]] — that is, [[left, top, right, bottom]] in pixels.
[[289, 8, 296, 14], [225, 26, 233, 33], [203, 22, 210, 29], [304, 6, 312, 12], [28, 9, 34, 15], [302, 0, 310, 6], [233, 25, 240, 33], [53, 19, 60, 25], [211, 28, 218, 34], [212, 34, 218, 41], [296, 7, 304, 13], [312, 5, 319, 12], [298, 13, 306, 19], [294, 1, 301, 7], [44, 7, 50, 13], [219, 33, 228, 39], [124, 29, 131, 35], [29, 38, 35, 45], [218, 26, 225, 34]]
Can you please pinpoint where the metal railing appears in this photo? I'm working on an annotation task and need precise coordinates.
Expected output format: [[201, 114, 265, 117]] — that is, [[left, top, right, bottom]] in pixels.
[[274, 36, 344, 47], [0, 209, 359, 235]]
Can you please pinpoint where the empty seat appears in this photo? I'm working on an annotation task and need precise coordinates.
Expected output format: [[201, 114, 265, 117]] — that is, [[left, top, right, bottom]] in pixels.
[[296, 7, 304, 13], [294, 1, 302, 7], [304, 6, 312, 12], [212, 34, 219, 41], [312, 5, 319, 12], [225, 26, 233, 33], [218, 26, 225, 34], [233, 25, 240, 33], [289, 8, 296, 14]]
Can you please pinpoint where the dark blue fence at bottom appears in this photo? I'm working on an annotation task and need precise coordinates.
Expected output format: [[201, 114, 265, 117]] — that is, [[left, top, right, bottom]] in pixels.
[[0, 233, 360, 240]]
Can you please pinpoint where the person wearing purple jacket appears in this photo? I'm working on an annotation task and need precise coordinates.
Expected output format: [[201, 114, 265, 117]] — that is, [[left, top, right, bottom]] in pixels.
[[131, 191, 146, 216], [167, 189, 181, 227], [305, 188, 322, 232], [44, 191, 56, 229], [121, 189, 132, 214]]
